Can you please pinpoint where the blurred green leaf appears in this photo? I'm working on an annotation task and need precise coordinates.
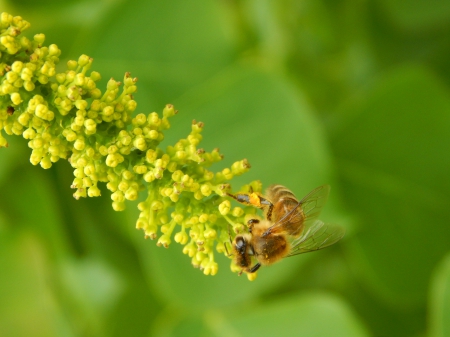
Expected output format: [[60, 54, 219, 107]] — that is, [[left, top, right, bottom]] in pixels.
[[212, 292, 369, 337], [91, 0, 233, 63], [151, 309, 208, 337], [0, 137, 28, 184], [331, 64, 450, 306], [376, 0, 450, 31], [57, 257, 125, 336], [9, 0, 80, 8], [86, 0, 237, 109], [0, 165, 70, 257], [106, 284, 158, 337], [429, 253, 450, 337], [151, 292, 369, 337], [0, 233, 72, 337], [173, 65, 332, 189]]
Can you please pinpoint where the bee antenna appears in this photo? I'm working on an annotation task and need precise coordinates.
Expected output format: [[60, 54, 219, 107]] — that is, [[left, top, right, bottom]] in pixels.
[[227, 222, 233, 244], [224, 224, 234, 257], [224, 242, 230, 256]]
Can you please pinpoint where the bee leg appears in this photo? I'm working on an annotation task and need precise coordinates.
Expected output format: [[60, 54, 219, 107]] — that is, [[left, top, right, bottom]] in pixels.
[[260, 198, 274, 221], [248, 263, 261, 273], [247, 218, 260, 233], [227, 191, 274, 221], [227, 192, 252, 206]]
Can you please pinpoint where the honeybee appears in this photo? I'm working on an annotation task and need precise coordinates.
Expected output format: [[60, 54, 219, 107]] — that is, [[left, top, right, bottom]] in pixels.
[[228, 185, 345, 274]]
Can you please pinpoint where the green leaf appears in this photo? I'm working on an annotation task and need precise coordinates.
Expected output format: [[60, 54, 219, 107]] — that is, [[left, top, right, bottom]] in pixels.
[[0, 137, 28, 184], [173, 65, 332, 189], [151, 310, 208, 337], [429, 253, 450, 337], [217, 292, 369, 337], [376, 0, 450, 31], [57, 257, 125, 336], [0, 233, 72, 337], [106, 283, 159, 337], [0, 165, 70, 257], [331, 64, 450, 306], [150, 293, 369, 337], [87, 0, 236, 109]]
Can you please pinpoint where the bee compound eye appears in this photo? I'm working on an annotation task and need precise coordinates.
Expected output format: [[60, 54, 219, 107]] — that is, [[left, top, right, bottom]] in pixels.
[[235, 237, 242, 247], [235, 236, 246, 250]]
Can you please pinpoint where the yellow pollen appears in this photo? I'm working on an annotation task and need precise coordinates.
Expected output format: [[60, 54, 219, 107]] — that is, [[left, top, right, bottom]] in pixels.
[[249, 193, 261, 207]]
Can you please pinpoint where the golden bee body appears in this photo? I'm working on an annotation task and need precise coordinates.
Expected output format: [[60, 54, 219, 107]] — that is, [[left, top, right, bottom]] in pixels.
[[228, 185, 344, 274], [248, 219, 290, 265], [264, 184, 305, 236]]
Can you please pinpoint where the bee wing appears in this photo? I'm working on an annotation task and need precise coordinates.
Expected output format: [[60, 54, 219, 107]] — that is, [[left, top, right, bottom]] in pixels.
[[287, 220, 345, 257], [297, 184, 330, 224], [264, 185, 330, 236]]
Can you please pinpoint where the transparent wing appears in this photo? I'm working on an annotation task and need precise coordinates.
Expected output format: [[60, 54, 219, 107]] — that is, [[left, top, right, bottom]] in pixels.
[[264, 185, 330, 236], [296, 184, 330, 226], [287, 220, 345, 257]]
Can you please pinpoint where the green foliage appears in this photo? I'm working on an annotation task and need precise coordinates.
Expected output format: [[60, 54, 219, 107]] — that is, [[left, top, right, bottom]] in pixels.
[[1, 1, 449, 336], [429, 253, 450, 337]]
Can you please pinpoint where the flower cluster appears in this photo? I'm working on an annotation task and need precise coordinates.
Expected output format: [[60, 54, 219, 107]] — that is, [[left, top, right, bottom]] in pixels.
[[0, 12, 261, 278]]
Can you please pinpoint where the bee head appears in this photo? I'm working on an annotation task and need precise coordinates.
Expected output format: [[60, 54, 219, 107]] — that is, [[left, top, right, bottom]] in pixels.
[[234, 233, 253, 256], [234, 235, 247, 254]]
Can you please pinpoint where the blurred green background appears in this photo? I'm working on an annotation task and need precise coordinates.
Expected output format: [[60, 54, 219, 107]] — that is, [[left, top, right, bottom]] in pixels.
[[1, 0, 450, 336]]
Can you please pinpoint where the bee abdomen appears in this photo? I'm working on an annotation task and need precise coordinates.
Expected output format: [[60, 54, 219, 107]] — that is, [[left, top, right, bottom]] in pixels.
[[266, 184, 298, 204], [255, 234, 290, 265]]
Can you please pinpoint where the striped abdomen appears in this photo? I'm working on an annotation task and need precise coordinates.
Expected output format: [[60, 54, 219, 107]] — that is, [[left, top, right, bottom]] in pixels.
[[265, 185, 305, 236]]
